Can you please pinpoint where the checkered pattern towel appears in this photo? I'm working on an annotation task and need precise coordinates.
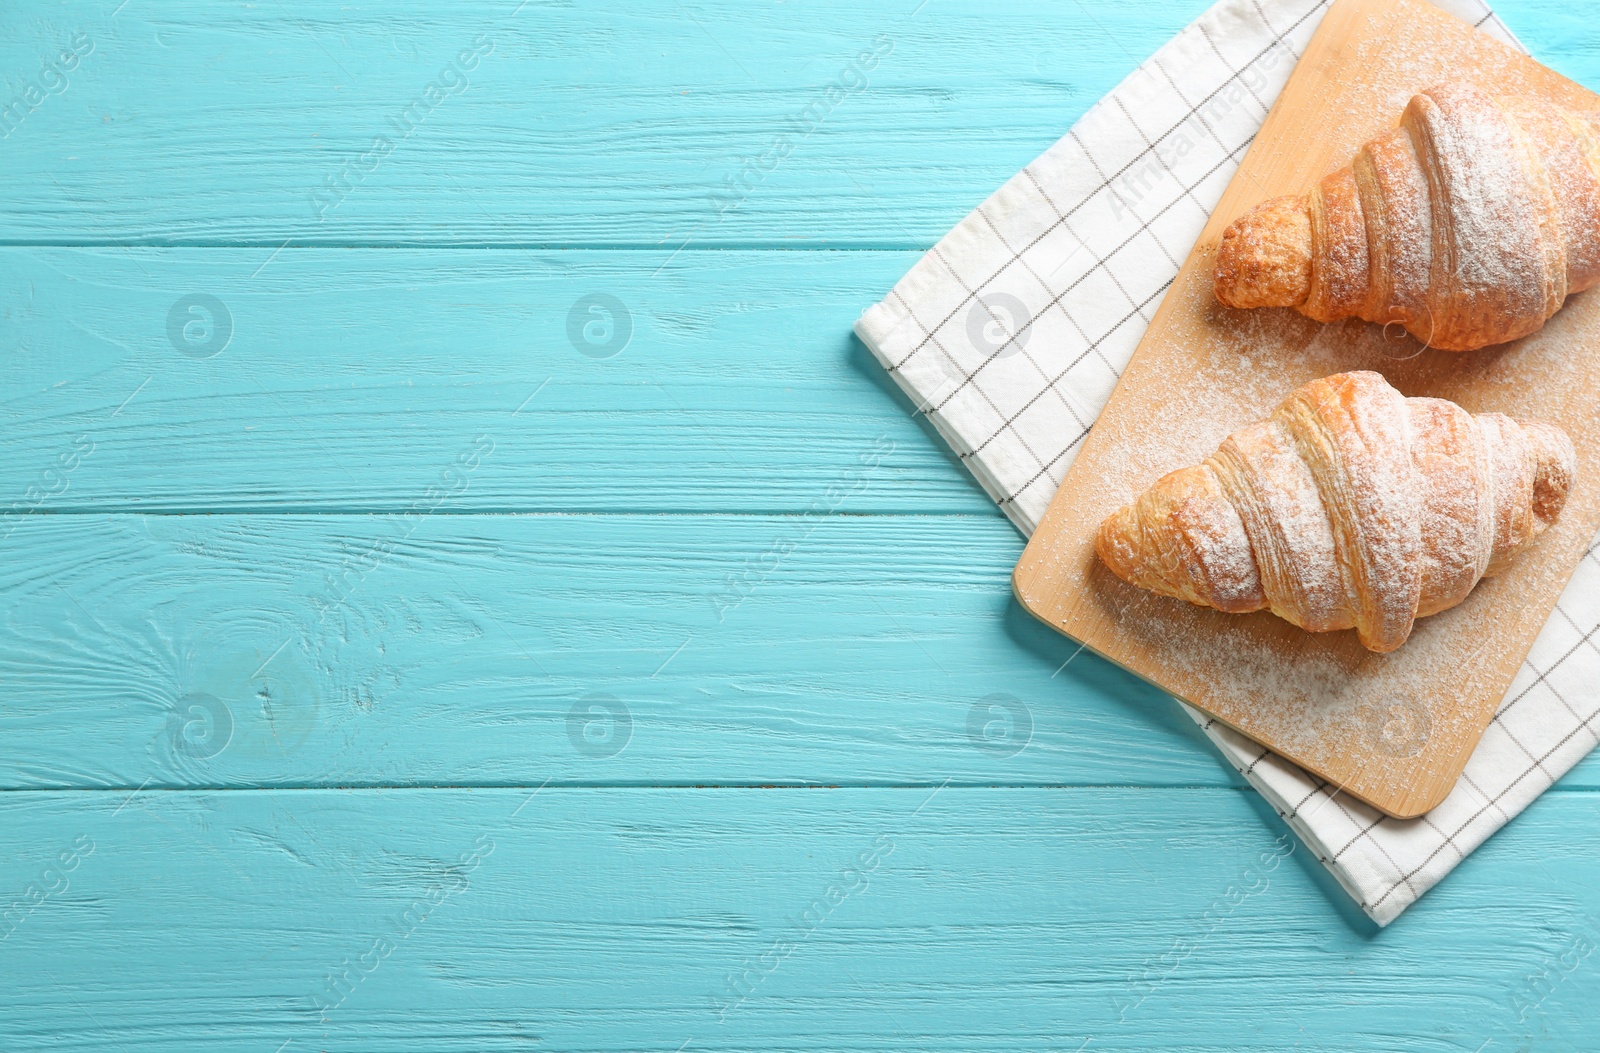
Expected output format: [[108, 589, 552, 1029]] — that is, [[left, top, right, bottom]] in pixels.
[[855, 0, 1600, 925]]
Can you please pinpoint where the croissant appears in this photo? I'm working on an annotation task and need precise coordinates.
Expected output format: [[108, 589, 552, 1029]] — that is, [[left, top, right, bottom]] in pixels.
[[1214, 82, 1600, 351], [1095, 372, 1575, 652]]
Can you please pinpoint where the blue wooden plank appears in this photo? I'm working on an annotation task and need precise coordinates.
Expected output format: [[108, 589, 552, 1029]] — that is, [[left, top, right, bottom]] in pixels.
[[0, 0, 1212, 245], [0, 0, 1591, 246], [0, 247, 997, 514], [0, 512, 1238, 790], [0, 785, 1595, 1051], [6, 509, 1594, 791]]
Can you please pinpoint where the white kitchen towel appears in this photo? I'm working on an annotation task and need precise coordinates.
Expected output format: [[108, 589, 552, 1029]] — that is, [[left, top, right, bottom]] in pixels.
[[855, 0, 1600, 926]]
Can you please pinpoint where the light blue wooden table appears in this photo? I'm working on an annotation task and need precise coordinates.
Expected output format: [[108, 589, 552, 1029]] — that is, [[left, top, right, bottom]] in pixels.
[[3, 1, 1598, 1049]]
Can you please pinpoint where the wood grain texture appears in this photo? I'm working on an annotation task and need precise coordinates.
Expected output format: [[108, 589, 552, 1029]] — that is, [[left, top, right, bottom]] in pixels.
[[2, 0, 1599, 1046], [0, 0, 1204, 247], [0, 248, 995, 514], [1, 786, 1598, 1052], [1014, 0, 1600, 818], [0, 513, 1220, 790]]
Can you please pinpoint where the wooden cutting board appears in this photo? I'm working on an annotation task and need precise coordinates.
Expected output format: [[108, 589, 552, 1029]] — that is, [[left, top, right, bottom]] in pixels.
[[1012, 0, 1600, 819]]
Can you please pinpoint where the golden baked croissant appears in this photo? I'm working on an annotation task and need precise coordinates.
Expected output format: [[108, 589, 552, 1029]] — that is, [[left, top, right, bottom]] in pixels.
[[1214, 82, 1600, 351], [1096, 372, 1575, 652]]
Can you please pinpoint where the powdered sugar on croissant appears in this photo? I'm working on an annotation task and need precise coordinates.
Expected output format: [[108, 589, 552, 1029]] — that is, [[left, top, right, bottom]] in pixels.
[[1215, 82, 1600, 351], [1095, 371, 1575, 652]]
